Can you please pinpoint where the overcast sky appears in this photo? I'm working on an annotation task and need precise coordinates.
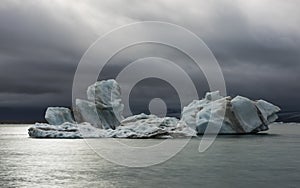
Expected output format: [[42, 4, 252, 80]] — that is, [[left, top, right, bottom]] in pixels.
[[0, 0, 300, 122]]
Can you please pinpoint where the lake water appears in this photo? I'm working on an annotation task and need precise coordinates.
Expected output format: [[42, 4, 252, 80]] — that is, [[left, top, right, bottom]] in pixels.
[[0, 123, 299, 188]]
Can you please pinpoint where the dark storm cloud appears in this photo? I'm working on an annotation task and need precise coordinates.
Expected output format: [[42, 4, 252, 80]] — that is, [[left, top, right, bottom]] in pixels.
[[0, 0, 299, 121], [0, 0, 98, 112]]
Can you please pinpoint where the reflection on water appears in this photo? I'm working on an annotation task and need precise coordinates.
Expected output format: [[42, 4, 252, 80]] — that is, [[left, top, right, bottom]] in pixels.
[[0, 124, 299, 187]]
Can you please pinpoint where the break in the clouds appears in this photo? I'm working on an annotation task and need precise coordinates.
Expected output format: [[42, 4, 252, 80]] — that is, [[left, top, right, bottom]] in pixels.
[[0, 0, 299, 121]]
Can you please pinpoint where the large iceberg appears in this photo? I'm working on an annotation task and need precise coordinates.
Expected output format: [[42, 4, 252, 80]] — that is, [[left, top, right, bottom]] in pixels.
[[28, 80, 280, 138], [181, 91, 280, 134]]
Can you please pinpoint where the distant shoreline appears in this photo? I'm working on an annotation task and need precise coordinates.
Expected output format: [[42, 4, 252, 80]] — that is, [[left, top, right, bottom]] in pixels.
[[0, 121, 46, 124]]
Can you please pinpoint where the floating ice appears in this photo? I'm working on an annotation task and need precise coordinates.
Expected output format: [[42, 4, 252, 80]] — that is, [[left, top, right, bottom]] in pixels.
[[181, 91, 281, 134], [28, 122, 109, 138], [45, 107, 75, 125], [255, 99, 280, 124], [28, 80, 281, 138], [75, 99, 103, 129], [28, 114, 196, 139], [85, 79, 124, 129], [119, 113, 196, 138]]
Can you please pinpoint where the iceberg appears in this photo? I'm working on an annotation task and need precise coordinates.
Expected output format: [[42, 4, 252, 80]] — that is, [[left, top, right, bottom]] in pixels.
[[255, 99, 280, 124], [28, 122, 110, 138], [75, 99, 104, 129], [45, 107, 75, 125], [85, 79, 124, 129], [75, 98, 122, 130], [181, 91, 281, 134], [118, 113, 196, 138], [28, 80, 280, 138], [28, 114, 196, 139]]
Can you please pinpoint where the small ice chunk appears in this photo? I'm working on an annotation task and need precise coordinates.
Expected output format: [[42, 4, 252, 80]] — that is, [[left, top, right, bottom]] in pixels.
[[45, 107, 75, 125], [205, 91, 223, 101], [28, 122, 110, 138], [255, 99, 280, 123]]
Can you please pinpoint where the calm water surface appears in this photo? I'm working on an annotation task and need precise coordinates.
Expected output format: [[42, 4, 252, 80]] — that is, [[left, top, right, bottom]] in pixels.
[[0, 123, 299, 188]]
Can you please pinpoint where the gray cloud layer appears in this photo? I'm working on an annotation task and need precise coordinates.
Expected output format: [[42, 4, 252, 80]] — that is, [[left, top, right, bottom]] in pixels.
[[0, 0, 299, 121]]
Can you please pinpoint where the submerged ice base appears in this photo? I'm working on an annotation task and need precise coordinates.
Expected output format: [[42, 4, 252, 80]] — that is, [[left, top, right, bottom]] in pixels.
[[28, 80, 280, 138]]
